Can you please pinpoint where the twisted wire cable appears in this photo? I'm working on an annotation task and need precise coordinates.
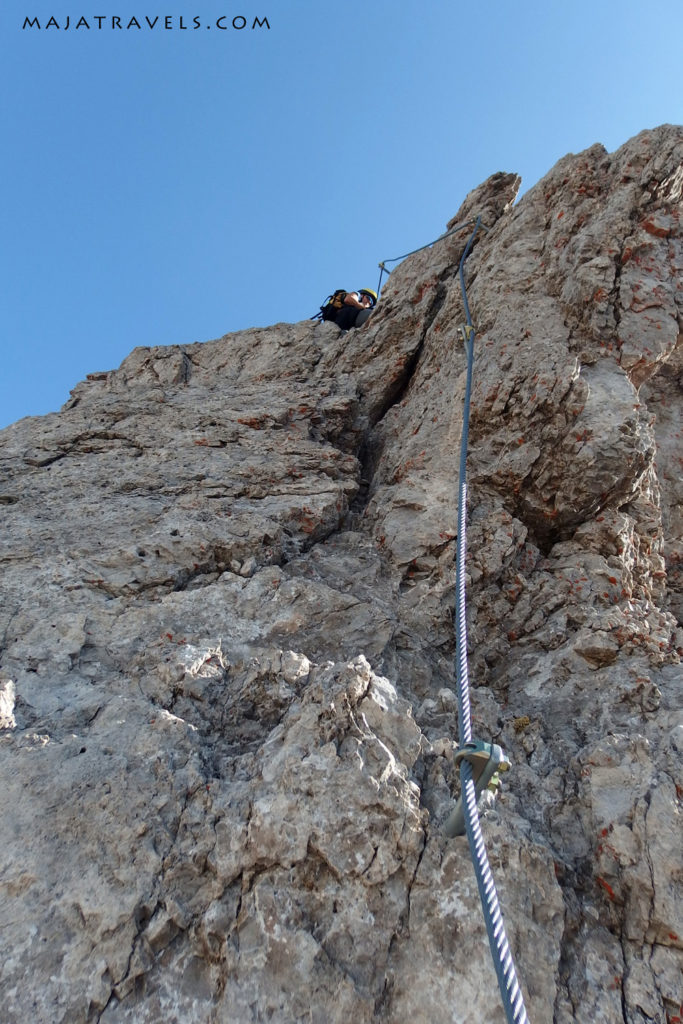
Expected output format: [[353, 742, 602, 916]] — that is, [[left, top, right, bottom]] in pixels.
[[377, 218, 479, 296], [454, 218, 530, 1024]]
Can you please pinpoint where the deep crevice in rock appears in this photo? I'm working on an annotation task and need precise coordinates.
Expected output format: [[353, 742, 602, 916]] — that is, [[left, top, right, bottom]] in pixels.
[[347, 282, 451, 523]]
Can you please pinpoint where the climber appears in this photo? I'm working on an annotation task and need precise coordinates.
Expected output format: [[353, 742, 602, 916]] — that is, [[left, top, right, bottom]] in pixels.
[[317, 288, 378, 330]]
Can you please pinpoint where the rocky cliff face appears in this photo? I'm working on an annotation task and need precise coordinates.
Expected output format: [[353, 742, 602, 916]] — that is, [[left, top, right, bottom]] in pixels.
[[1, 125, 681, 1024]]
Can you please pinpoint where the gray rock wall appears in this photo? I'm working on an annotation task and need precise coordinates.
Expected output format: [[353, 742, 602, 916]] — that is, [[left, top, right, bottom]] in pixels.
[[1, 125, 681, 1023]]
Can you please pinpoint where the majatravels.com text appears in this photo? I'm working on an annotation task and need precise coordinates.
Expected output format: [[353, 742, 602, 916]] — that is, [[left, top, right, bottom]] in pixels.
[[23, 14, 270, 30]]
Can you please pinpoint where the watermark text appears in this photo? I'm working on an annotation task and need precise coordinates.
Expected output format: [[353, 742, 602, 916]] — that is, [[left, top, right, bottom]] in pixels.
[[22, 14, 271, 31]]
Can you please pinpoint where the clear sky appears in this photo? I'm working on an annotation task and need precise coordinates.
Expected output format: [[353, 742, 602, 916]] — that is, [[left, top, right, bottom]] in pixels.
[[1, 0, 681, 429]]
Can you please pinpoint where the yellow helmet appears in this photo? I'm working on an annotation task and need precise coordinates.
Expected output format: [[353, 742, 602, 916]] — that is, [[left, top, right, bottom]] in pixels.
[[359, 288, 378, 307]]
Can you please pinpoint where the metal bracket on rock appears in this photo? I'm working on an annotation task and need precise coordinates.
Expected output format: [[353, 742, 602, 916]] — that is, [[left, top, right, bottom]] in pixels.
[[442, 740, 511, 838], [459, 324, 475, 347]]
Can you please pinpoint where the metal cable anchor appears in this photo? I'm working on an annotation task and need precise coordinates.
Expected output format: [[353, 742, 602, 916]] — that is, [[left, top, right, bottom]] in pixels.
[[443, 740, 511, 838], [459, 323, 475, 346]]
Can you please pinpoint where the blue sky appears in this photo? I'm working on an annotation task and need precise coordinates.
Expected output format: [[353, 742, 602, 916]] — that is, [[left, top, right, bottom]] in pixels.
[[1, 0, 681, 429]]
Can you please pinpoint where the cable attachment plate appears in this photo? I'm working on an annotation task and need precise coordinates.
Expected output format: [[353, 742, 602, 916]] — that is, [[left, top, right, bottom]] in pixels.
[[459, 324, 475, 346], [442, 740, 511, 838]]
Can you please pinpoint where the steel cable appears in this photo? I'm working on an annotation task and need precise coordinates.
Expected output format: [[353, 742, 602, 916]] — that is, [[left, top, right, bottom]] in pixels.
[[376, 218, 480, 296], [453, 218, 530, 1024]]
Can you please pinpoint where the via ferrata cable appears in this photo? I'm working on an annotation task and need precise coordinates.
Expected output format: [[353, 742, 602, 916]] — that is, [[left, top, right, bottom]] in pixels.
[[452, 217, 530, 1024], [376, 218, 480, 297]]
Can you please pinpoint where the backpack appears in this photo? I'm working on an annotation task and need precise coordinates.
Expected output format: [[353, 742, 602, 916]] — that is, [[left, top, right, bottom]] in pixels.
[[317, 289, 347, 322]]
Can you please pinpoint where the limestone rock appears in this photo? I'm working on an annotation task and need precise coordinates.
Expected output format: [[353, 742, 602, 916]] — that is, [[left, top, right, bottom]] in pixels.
[[1, 125, 681, 1023]]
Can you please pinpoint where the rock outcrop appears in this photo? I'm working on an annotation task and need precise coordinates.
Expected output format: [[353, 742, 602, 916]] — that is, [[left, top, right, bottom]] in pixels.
[[1, 125, 681, 1024]]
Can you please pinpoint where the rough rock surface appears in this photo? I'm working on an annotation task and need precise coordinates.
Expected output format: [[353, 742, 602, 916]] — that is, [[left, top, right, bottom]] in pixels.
[[1, 125, 681, 1024]]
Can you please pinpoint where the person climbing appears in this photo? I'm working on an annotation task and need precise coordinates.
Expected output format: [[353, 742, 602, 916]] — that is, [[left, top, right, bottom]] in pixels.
[[334, 288, 377, 330], [317, 288, 378, 330]]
